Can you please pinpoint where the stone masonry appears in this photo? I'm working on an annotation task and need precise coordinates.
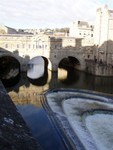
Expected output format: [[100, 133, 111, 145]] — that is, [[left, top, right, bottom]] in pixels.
[[0, 80, 42, 150]]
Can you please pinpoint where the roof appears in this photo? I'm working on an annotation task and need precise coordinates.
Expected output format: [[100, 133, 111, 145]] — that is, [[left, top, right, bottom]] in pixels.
[[78, 21, 89, 27], [109, 10, 113, 17]]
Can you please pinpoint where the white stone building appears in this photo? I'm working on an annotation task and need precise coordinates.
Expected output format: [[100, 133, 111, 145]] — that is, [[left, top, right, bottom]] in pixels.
[[69, 20, 94, 39], [94, 5, 113, 64], [0, 25, 18, 34]]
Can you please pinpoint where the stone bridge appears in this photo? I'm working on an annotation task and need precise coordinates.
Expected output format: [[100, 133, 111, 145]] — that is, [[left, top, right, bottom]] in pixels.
[[0, 35, 95, 72]]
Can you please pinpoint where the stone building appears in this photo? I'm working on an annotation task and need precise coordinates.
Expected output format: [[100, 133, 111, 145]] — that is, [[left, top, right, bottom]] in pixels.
[[68, 5, 113, 76], [69, 20, 94, 47], [94, 5, 113, 65], [69, 20, 94, 38], [0, 33, 51, 71], [0, 34, 50, 58], [85, 5, 113, 76], [0, 25, 18, 34], [1, 5, 113, 76]]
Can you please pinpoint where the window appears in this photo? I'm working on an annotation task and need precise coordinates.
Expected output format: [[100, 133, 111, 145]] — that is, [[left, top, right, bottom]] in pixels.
[[17, 44, 19, 48], [28, 44, 30, 48], [45, 45, 47, 48], [33, 44, 35, 49], [5, 44, 8, 48], [78, 21, 80, 24], [22, 44, 25, 48], [88, 55, 90, 58]]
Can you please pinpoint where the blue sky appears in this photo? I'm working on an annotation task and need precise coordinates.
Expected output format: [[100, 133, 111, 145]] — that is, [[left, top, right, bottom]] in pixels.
[[0, 0, 113, 29]]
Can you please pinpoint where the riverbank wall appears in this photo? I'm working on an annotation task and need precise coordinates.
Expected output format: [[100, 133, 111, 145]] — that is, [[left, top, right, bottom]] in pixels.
[[0, 80, 42, 150], [85, 60, 113, 76]]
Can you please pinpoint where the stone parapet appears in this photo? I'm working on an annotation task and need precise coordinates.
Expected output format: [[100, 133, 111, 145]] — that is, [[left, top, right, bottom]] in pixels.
[[0, 81, 42, 150]]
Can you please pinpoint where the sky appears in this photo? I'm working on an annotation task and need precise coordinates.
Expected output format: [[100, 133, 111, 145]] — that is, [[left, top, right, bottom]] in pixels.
[[0, 0, 113, 29]]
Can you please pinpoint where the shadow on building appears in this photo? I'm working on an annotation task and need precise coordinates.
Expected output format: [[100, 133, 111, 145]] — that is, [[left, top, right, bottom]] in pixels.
[[85, 40, 113, 76]]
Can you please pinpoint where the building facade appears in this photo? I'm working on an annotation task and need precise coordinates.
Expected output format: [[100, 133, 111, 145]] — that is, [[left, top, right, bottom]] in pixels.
[[94, 5, 113, 64], [0, 25, 18, 34], [69, 20, 94, 38], [1, 5, 113, 76]]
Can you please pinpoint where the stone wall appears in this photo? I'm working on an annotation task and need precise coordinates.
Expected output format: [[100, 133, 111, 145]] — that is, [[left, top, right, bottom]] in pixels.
[[0, 81, 42, 150], [85, 60, 113, 76]]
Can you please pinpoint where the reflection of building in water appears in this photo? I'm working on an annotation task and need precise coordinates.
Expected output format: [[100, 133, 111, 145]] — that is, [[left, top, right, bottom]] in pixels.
[[8, 80, 50, 105], [9, 92, 43, 106], [7, 71, 52, 106]]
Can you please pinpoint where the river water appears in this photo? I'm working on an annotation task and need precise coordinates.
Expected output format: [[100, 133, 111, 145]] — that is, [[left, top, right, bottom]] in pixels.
[[6, 67, 113, 97], [5, 68, 113, 150]]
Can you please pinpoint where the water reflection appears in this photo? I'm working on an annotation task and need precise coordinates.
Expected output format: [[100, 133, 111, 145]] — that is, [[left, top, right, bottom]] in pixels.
[[17, 104, 67, 150], [58, 68, 79, 85], [5, 67, 113, 149], [27, 56, 44, 79], [57, 69, 113, 94], [6, 68, 113, 98], [28, 66, 48, 86]]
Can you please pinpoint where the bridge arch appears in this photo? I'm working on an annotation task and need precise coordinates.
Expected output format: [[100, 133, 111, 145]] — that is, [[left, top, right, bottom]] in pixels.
[[58, 56, 81, 70], [27, 56, 52, 85], [57, 56, 81, 84], [28, 55, 51, 69], [0, 55, 20, 86]]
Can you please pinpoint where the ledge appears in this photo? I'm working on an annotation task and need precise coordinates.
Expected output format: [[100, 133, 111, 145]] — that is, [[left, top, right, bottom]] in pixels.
[[0, 81, 42, 150]]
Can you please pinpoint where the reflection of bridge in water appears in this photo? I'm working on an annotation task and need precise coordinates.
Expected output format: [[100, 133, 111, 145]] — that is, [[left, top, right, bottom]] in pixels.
[[11, 92, 43, 107], [6, 67, 113, 107]]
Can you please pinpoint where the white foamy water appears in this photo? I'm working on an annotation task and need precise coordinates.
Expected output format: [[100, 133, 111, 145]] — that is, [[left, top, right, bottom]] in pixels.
[[85, 113, 113, 150], [45, 90, 113, 150]]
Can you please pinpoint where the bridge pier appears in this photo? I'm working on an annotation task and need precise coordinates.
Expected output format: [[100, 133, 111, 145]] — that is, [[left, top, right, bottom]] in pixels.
[[48, 64, 58, 71]]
